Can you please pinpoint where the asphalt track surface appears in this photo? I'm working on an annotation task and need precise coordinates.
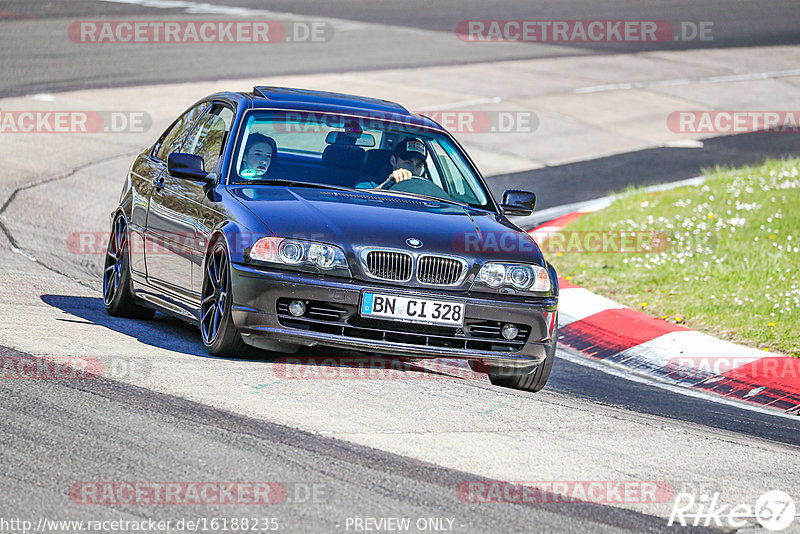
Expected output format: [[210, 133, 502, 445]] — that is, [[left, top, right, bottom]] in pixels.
[[2, 1, 800, 533], [3, 344, 729, 533], [2, 0, 800, 97]]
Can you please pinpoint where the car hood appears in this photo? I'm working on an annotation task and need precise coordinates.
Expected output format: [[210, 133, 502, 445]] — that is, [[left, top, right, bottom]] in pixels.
[[230, 185, 545, 265]]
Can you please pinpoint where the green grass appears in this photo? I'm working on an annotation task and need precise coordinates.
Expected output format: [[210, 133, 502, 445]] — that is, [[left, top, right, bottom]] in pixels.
[[549, 157, 800, 357]]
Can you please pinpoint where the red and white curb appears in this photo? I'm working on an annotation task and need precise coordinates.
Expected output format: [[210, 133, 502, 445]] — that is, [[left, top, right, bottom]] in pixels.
[[530, 212, 800, 415]]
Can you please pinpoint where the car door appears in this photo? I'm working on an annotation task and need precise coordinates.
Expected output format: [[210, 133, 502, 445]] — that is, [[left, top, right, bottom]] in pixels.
[[144, 102, 209, 300], [128, 152, 164, 280], [177, 103, 235, 297]]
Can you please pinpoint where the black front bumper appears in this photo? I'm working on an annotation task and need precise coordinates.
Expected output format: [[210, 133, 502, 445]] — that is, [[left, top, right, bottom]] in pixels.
[[230, 263, 558, 368]]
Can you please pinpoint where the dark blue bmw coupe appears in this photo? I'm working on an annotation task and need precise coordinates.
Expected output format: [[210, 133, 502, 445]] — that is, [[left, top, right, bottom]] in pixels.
[[103, 86, 558, 392]]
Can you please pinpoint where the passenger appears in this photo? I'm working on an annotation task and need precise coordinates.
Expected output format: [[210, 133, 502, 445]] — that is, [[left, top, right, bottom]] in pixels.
[[240, 133, 277, 179]]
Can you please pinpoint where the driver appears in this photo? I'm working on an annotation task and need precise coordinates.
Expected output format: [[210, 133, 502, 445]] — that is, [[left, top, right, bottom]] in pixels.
[[239, 133, 277, 179], [376, 137, 427, 189]]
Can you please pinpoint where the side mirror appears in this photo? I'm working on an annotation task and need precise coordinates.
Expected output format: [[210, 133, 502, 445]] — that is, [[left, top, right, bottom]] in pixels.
[[500, 189, 536, 216], [167, 153, 213, 183]]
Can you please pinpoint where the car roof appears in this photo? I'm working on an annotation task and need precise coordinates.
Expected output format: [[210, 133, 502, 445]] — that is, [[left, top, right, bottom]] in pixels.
[[226, 86, 444, 131]]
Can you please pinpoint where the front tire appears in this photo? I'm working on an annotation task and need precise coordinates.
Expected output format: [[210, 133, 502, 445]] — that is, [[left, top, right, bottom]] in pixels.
[[200, 240, 247, 357], [103, 215, 155, 319], [472, 321, 558, 393]]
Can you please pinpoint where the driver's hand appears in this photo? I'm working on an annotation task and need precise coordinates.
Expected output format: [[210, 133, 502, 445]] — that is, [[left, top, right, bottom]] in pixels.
[[389, 168, 413, 183]]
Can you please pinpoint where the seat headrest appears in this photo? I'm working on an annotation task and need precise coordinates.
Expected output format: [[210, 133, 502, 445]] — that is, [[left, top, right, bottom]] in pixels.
[[322, 145, 365, 170], [361, 149, 392, 178]]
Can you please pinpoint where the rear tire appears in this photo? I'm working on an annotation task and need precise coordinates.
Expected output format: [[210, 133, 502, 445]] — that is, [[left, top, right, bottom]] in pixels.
[[103, 215, 155, 319], [200, 240, 248, 357], [472, 321, 558, 393]]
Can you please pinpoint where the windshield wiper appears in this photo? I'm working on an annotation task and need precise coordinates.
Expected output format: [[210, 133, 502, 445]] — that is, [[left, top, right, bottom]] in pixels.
[[231, 179, 356, 192], [364, 188, 470, 208]]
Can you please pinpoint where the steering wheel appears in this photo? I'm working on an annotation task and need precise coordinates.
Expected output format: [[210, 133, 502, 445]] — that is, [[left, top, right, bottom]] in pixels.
[[386, 176, 452, 201]]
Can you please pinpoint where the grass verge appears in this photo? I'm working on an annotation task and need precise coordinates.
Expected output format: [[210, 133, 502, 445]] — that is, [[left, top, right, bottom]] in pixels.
[[548, 157, 799, 357]]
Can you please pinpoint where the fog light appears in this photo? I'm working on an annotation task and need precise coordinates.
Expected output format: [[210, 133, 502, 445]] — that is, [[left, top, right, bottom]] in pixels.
[[288, 300, 306, 317], [501, 323, 519, 340]]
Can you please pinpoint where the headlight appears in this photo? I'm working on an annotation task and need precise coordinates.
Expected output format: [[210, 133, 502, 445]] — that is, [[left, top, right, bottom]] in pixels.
[[477, 263, 505, 288], [249, 237, 349, 272], [475, 262, 550, 293], [307, 243, 337, 268], [278, 241, 304, 264], [508, 266, 533, 289]]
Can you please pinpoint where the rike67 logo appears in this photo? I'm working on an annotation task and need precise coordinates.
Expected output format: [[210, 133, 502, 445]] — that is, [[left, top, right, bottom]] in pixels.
[[669, 490, 796, 530]]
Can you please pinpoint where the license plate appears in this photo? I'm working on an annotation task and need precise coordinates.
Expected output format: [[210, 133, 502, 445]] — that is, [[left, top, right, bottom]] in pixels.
[[360, 292, 465, 326]]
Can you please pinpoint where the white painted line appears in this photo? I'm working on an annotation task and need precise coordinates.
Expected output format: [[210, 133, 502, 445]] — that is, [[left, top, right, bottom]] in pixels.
[[574, 68, 800, 94], [515, 199, 611, 230], [574, 79, 691, 94], [519, 174, 707, 230], [662, 139, 704, 149], [11, 247, 37, 262], [639, 175, 706, 193], [95, 0, 436, 34], [93, 0, 383, 33], [706, 69, 800, 83], [416, 96, 503, 111], [97, 0, 269, 16], [29, 94, 55, 102], [575, 202, 609, 214]]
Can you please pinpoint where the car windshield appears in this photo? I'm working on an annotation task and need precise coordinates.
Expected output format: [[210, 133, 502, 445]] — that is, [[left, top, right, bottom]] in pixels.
[[229, 110, 491, 208]]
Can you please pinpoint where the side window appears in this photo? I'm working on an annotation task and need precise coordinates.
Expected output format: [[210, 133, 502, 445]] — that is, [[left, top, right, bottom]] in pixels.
[[155, 103, 209, 162], [183, 104, 234, 172]]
